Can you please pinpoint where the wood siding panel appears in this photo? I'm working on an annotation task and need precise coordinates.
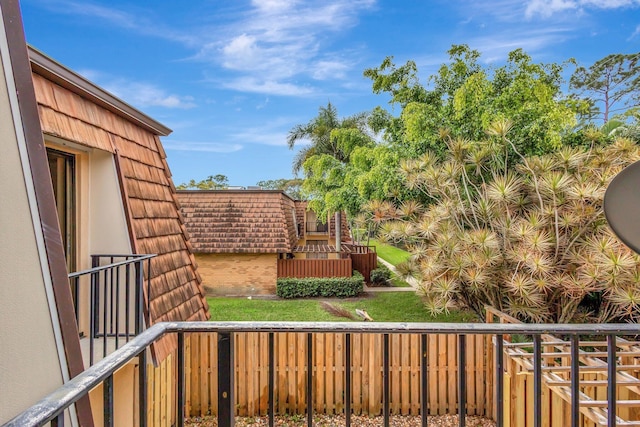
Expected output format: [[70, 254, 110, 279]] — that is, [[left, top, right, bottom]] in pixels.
[[277, 258, 352, 279], [185, 332, 494, 418]]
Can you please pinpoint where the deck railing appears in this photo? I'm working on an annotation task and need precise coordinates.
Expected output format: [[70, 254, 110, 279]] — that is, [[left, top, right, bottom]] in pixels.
[[306, 221, 329, 233], [68, 254, 155, 365], [4, 321, 638, 427]]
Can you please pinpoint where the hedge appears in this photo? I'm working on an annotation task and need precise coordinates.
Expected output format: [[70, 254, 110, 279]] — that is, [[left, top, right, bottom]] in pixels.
[[370, 264, 392, 286], [277, 272, 364, 299]]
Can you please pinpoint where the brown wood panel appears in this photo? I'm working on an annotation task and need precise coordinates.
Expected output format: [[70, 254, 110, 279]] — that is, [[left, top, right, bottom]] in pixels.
[[350, 252, 378, 283], [277, 258, 352, 279]]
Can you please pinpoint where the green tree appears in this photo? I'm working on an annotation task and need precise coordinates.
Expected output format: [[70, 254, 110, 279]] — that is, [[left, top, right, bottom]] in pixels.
[[256, 178, 304, 199], [365, 46, 585, 159], [287, 102, 369, 174], [289, 102, 376, 243], [570, 53, 640, 123], [176, 174, 229, 190]]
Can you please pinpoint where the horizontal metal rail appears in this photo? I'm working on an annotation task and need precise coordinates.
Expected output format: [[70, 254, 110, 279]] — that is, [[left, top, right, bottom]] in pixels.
[[68, 254, 155, 279], [4, 321, 639, 427]]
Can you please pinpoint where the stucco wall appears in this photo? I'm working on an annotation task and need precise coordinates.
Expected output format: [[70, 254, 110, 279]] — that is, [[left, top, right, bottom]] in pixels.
[[196, 253, 277, 296], [0, 38, 66, 423]]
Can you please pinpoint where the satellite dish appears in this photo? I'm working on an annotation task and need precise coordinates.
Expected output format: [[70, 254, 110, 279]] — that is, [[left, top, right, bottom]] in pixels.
[[604, 160, 640, 254]]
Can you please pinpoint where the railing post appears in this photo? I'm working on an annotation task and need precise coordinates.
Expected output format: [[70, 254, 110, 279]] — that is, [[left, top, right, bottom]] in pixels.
[[608, 334, 617, 427], [345, 333, 351, 427], [495, 334, 503, 427], [90, 269, 98, 366], [91, 256, 100, 339], [533, 335, 542, 427], [139, 348, 148, 427], [104, 374, 114, 427], [218, 332, 235, 427], [177, 332, 185, 427], [383, 334, 390, 427], [268, 332, 275, 427], [307, 333, 313, 427], [135, 259, 145, 335], [571, 335, 579, 427], [458, 334, 466, 427], [51, 412, 64, 427], [421, 334, 428, 427]]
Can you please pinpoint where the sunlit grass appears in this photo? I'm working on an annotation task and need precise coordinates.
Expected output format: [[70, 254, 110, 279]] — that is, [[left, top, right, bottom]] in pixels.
[[369, 239, 411, 266], [207, 293, 477, 323]]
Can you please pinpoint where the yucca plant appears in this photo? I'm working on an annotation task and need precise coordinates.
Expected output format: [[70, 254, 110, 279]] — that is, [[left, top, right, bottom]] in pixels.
[[372, 121, 640, 323]]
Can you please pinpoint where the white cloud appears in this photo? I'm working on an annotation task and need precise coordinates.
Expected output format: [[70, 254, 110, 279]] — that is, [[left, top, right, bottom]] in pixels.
[[36, 0, 376, 96], [256, 98, 270, 110], [77, 69, 196, 109], [630, 24, 640, 39], [231, 129, 289, 147], [469, 27, 572, 61], [525, 0, 640, 18], [203, 0, 375, 94], [105, 81, 196, 109], [162, 141, 243, 153], [222, 77, 314, 96], [36, 0, 198, 45], [251, 0, 300, 13], [312, 60, 350, 80]]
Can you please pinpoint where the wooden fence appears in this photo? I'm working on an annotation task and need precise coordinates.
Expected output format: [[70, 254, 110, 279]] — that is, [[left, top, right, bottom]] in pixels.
[[185, 332, 494, 418], [147, 350, 177, 427], [351, 252, 377, 283], [487, 307, 640, 427], [277, 258, 352, 279]]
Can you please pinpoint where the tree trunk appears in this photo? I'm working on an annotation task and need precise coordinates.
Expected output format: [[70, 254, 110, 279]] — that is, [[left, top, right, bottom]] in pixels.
[[335, 211, 342, 252]]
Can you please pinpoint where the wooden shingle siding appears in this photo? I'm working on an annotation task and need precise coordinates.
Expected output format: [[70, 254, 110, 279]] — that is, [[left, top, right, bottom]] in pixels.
[[32, 68, 209, 363]]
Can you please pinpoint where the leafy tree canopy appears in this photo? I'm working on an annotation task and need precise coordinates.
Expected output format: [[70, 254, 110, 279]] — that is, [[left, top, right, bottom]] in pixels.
[[287, 102, 370, 174], [256, 178, 304, 199], [365, 45, 586, 159], [176, 174, 229, 190], [570, 53, 640, 123]]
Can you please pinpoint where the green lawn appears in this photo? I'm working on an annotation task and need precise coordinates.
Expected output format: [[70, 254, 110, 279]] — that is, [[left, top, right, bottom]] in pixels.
[[389, 276, 412, 287], [369, 239, 411, 266], [207, 293, 477, 323]]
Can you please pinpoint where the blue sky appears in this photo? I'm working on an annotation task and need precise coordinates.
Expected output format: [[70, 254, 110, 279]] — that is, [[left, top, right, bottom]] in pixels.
[[20, 0, 640, 187]]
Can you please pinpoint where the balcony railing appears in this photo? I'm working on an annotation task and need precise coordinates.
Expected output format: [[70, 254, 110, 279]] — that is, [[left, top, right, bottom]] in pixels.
[[306, 221, 328, 233], [67, 254, 155, 365], [4, 321, 639, 427]]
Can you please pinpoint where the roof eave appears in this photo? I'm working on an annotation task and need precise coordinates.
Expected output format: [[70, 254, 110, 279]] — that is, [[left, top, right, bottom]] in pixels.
[[28, 46, 172, 136]]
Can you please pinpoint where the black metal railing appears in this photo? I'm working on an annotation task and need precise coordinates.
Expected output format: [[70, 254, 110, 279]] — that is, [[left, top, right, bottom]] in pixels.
[[306, 221, 329, 233], [4, 322, 639, 427], [67, 254, 155, 365]]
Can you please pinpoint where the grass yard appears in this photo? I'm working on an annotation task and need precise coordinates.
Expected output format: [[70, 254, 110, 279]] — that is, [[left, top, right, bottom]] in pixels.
[[207, 293, 477, 323], [369, 239, 411, 266], [389, 276, 412, 287]]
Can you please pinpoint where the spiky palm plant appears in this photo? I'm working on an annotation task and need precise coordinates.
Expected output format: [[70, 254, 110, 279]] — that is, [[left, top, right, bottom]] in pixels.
[[371, 121, 640, 323]]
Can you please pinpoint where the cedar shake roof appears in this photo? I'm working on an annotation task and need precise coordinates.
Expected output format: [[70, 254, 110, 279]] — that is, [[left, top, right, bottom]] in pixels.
[[177, 190, 299, 254], [29, 48, 209, 362]]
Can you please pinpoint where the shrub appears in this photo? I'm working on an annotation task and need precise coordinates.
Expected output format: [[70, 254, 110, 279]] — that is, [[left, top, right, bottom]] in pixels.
[[277, 272, 364, 299], [373, 121, 640, 323], [370, 264, 392, 286]]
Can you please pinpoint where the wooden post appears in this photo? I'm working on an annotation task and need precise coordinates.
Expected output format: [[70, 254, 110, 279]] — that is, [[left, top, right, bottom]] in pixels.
[[335, 212, 342, 252]]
